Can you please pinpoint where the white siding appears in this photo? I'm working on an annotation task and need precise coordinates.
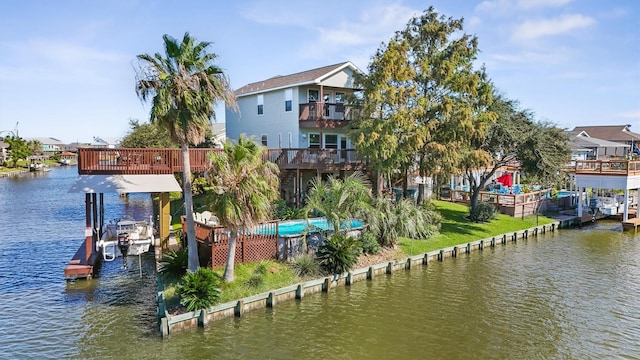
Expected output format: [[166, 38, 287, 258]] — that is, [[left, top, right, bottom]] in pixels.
[[226, 88, 300, 148]]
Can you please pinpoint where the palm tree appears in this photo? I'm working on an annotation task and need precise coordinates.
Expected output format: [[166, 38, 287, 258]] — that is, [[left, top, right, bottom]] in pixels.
[[303, 171, 373, 234], [205, 135, 280, 282], [135, 32, 237, 272]]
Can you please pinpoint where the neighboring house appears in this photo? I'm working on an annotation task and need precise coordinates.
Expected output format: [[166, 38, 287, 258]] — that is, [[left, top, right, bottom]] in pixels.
[[26, 137, 66, 155], [225, 62, 366, 205], [64, 142, 92, 152], [0, 140, 8, 164], [571, 125, 640, 157], [91, 136, 120, 149], [567, 131, 630, 161]]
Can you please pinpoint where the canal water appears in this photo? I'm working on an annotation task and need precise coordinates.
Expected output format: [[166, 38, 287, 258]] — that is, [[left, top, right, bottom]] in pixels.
[[0, 167, 638, 359]]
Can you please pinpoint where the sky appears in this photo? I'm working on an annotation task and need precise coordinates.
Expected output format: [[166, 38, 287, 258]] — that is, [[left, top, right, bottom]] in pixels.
[[0, 0, 638, 143]]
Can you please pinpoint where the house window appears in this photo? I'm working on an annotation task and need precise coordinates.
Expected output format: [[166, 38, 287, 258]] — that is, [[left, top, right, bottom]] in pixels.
[[309, 133, 320, 149], [257, 94, 264, 115], [285, 89, 292, 112], [335, 92, 345, 103], [325, 134, 338, 149], [308, 89, 319, 102], [261, 134, 268, 146]]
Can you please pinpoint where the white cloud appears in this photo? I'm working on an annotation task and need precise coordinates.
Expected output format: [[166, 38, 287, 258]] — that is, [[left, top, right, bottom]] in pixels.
[[516, 0, 573, 10], [511, 14, 595, 40], [489, 48, 569, 65], [299, 3, 419, 58], [0, 38, 129, 84], [551, 71, 586, 79]]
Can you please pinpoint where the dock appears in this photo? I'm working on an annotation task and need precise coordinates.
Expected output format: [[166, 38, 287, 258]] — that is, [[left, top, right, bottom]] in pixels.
[[622, 218, 640, 232], [64, 239, 102, 280]]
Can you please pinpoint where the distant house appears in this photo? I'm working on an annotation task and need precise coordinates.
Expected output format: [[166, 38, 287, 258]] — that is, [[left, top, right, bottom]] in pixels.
[[26, 137, 66, 155], [64, 142, 92, 152], [91, 136, 120, 149], [571, 125, 640, 155], [226, 61, 362, 149], [567, 131, 630, 161], [0, 140, 8, 164]]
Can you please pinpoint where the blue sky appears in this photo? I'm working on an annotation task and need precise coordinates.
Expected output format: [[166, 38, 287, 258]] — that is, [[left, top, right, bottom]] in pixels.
[[1, 0, 638, 143]]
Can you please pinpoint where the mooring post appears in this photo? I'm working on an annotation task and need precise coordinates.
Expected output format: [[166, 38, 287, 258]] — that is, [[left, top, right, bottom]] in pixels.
[[386, 262, 393, 274], [267, 292, 276, 308], [367, 266, 374, 280], [235, 300, 244, 317], [295, 284, 304, 299], [198, 309, 207, 327], [323, 277, 331, 292]]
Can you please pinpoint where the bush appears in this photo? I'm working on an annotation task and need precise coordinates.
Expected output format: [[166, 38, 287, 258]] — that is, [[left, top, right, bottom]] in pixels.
[[176, 267, 221, 312], [359, 231, 380, 255], [274, 199, 302, 220], [469, 202, 496, 222], [158, 248, 188, 278], [292, 254, 322, 278], [316, 233, 360, 274]]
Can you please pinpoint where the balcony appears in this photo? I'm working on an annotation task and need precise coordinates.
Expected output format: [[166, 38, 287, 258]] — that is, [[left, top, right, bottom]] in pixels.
[[568, 159, 640, 176], [77, 147, 365, 175], [299, 102, 360, 129]]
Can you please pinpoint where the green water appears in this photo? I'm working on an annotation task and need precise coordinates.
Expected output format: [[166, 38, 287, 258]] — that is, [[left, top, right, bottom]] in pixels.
[[1, 168, 638, 359]]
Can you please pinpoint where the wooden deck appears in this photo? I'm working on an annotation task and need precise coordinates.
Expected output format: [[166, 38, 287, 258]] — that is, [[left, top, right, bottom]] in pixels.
[[64, 240, 101, 280], [77, 148, 365, 175], [569, 159, 640, 176], [622, 218, 640, 232]]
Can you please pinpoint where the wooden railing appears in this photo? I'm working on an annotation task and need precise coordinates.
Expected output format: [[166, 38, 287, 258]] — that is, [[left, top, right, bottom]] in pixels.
[[298, 102, 360, 121], [77, 147, 365, 175], [568, 159, 640, 176]]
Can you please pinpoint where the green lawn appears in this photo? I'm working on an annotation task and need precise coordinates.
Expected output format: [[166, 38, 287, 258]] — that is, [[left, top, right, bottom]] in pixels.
[[163, 199, 555, 314], [398, 200, 554, 255]]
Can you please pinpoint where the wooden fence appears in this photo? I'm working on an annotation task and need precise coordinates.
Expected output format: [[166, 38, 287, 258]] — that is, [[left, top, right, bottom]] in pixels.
[[182, 216, 279, 267]]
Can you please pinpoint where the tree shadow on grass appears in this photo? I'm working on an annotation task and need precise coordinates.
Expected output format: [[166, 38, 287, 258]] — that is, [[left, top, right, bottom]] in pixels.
[[436, 203, 486, 237]]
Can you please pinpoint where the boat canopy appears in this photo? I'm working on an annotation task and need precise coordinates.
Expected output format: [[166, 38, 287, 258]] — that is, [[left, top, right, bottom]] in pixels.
[[68, 174, 182, 194]]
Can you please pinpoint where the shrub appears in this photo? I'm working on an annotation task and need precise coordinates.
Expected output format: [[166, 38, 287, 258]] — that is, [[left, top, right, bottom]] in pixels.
[[274, 199, 302, 220], [176, 267, 221, 312], [245, 273, 264, 288], [292, 254, 322, 278], [359, 231, 380, 255], [316, 233, 360, 274], [158, 248, 188, 278], [469, 202, 496, 222]]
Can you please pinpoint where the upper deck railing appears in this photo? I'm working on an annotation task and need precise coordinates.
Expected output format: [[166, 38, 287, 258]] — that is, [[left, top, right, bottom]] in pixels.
[[77, 147, 366, 175], [567, 159, 640, 176]]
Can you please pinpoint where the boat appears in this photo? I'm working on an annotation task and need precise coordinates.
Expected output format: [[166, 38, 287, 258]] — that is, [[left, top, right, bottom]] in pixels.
[[58, 159, 71, 165], [29, 162, 51, 172], [98, 215, 155, 261]]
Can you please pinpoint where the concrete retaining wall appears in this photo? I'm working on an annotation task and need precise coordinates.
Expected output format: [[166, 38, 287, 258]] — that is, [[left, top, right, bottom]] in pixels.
[[158, 222, 560, 337]]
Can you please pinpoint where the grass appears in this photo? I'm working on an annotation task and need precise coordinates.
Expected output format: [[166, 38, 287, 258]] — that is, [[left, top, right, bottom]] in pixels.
[[162, 199, 556, 314], [398, 200, 554, 255], [162, 260, 299, 312]]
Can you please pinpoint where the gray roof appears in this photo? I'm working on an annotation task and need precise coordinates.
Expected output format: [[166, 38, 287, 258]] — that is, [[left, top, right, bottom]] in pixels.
[[571, 125, 640, 142], [568, 131, 630, 149], [25, 137, 66, 145], [234, 62, 361, 97]]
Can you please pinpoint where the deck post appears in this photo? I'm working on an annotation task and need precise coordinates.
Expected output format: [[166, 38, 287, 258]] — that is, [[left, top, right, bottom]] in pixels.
[[159, 192, 171, 250], [85, 193, 92, 262]]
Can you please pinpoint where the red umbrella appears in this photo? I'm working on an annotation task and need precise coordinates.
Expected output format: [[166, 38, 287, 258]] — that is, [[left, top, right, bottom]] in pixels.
[[496, 173, 512, 187]]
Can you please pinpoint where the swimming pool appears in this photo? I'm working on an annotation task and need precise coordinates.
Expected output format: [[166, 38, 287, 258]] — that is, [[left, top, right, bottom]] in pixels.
[[557, 190, 573, 198], [255, 218, 364, 236]]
